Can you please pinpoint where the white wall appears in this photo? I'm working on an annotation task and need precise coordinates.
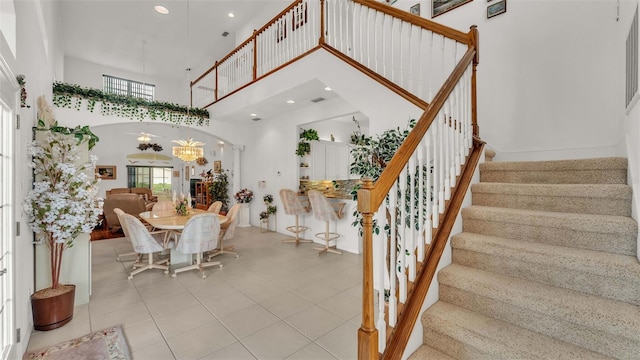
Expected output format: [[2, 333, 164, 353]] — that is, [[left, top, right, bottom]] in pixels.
[[399, 0, 625, 161], [619, 0, 640, 261], [64, 56, 187, 105], [12, 0, 63, 356]]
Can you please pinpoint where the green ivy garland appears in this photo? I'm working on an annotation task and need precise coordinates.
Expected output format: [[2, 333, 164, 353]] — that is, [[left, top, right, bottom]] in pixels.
[[52, 82, 210, 126]]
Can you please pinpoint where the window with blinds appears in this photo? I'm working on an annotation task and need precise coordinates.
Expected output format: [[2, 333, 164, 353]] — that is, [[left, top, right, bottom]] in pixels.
[[103, 75, 155, 101]]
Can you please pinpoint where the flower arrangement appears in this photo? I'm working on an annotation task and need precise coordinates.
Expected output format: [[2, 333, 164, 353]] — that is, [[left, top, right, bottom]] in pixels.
[[175, 198, 189, 216], [23, 131, 102, 290], [235, 188, 254, 203], [263, 194, 274, 204]]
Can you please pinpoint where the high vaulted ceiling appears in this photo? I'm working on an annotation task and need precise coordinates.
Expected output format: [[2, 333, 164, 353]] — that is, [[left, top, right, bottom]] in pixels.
[[58, 0, 357, 124], [59, 0, 289, 81]]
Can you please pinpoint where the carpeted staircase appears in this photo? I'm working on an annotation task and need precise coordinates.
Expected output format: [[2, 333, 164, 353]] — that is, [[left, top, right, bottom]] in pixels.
[[409, 157, 640, 359]]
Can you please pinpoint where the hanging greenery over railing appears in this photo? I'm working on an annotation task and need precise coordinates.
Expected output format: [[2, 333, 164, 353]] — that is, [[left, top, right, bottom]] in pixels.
[[52, 82, 210, 126]]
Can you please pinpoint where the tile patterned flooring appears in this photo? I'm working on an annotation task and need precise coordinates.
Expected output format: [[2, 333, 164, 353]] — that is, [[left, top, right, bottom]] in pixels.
[[25, 226, 363, 359]]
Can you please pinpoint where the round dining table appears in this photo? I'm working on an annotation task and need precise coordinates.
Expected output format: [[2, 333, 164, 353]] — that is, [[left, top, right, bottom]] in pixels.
[[138, 209, 227, 265], [139, 208, 227, 230]]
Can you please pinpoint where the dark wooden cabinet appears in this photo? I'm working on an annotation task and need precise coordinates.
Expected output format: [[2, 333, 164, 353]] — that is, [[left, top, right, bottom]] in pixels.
[[194, 182, 212, 210]]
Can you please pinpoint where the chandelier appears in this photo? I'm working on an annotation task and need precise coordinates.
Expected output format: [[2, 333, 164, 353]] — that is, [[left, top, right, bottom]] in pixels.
[[172, 138, 205, 163], [137, 133, 151, 143]]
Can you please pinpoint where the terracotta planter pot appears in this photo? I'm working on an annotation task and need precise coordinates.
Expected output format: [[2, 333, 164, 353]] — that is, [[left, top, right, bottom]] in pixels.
[[31, 284, 75, 331]]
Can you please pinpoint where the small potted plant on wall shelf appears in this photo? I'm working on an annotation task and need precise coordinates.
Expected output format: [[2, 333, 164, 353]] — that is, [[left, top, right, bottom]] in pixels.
[[296, 128, 319, 156]]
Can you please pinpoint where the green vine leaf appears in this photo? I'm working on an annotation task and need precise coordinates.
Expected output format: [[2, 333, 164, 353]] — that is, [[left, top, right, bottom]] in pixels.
[[52, 82, 210, 126]]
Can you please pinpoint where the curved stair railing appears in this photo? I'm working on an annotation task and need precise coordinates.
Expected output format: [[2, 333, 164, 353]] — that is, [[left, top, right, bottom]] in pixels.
[[191, 1, 484, 358]]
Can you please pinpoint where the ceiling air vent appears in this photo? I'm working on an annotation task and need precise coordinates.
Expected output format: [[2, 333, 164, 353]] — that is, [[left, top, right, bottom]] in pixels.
[[252, 117, 262, 121], [222, 31, 229, 37], [310, 97, 326, 103]]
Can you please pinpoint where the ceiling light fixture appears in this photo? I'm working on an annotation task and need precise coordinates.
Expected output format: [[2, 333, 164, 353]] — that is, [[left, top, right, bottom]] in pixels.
[[287, 100, 295, 104], [228, 12, 235, 18], [154, 5, 169, 14], [172, 138, 205, 162], [137, 133, 151, 143], [324, 86, 332, 91], [250, 113, 257, 117], [171, 1, 205, 163]]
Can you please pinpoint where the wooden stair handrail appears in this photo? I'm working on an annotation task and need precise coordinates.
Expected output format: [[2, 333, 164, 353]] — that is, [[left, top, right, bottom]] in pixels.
[[357, 46, 477, 213], [381, 137, 485, 359]]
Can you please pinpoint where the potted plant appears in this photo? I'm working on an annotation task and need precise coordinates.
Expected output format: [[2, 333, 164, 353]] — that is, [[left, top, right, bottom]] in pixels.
[[208, 170, 230, 213], [23, 128, 102, 330], [295, 128, 319, 156]]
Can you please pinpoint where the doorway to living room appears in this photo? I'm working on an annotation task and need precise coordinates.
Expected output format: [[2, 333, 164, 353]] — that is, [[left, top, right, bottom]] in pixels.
[[126, 165, 173, 201]]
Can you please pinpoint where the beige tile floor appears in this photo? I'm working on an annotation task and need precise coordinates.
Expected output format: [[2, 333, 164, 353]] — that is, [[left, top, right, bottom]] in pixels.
[[26, 226, 363, 359]]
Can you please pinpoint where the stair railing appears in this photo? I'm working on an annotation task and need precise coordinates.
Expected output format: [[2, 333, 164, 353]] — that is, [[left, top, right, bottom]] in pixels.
[[190, 1, 483, 358]]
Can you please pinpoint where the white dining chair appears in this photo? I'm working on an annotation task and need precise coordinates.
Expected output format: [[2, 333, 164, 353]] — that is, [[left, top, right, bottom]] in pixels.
[[172, 213, 223, 279], [207, 201, 222, 214], [207, 203, 240, 260], [119, 213, 171, 279]]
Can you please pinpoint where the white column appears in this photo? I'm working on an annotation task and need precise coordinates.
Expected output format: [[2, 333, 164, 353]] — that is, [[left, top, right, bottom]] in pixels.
[[232, 145, 244, 194]]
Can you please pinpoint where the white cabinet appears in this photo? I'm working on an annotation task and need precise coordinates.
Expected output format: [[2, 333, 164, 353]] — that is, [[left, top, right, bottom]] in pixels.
[[309, 141, 349, 180]]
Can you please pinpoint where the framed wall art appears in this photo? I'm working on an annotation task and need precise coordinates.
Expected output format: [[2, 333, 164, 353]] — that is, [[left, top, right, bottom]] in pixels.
[[96, 165, 116, 180], [432, 0, 473, 18], [487, 0, 506, 18], [410, 3, 421, 16], [214, 160, 222, 173]]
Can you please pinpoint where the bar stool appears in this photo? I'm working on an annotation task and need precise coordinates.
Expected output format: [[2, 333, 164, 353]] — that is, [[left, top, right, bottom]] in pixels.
[[307, 190, 345, 256], [279, 188, 313, 246]]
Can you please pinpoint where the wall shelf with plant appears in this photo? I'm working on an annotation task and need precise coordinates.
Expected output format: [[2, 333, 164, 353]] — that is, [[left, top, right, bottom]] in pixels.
[[295, 128, 319, 156], [52, 82, 210, 126]]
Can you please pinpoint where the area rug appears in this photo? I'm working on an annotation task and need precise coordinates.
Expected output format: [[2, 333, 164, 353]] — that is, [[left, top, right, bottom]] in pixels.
[[23, 325, 131, 360]]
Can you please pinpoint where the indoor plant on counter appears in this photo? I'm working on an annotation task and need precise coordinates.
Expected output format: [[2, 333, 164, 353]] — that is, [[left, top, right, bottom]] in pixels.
[[23, 125, 102, 330]]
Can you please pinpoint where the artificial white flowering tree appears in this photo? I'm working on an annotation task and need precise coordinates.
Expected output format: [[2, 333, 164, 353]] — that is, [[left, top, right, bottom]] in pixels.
[[23, 131, 102, 290]]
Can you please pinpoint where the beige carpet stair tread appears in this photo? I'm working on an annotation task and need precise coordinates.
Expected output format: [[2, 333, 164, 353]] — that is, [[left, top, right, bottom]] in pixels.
[[438, 264, 640, 340], [451, 232, 640, 282], [471, 183, 632, 216], [408, 345, 456, 360], [452, 232, 640, 304], [480, 157, 627, 172], [422, 302, 614, 360], [479, 157, 627, 184], [462, 205, 637, 255]]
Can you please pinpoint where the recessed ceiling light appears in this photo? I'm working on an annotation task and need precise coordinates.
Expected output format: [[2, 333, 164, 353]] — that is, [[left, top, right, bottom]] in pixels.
[[228, 12, 235, 18], [154, 5, 169, 15], [250, 113, 257, 117], [287, 100, 295, 104], [324, 86, 332, 91]]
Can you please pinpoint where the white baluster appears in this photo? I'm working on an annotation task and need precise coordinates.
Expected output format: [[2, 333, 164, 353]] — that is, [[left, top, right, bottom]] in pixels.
[[407, 157, 416, 282], [388, 182, 398, 325], [398, 172, 407, 304]]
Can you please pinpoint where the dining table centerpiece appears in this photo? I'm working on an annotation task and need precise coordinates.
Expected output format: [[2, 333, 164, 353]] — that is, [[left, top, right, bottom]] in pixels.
[[23, 122, 102, 330]]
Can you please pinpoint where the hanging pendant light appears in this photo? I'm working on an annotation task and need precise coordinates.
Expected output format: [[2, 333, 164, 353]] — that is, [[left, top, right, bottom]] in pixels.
[[172, 138, 205, 163], [171, 0, 204, 163]]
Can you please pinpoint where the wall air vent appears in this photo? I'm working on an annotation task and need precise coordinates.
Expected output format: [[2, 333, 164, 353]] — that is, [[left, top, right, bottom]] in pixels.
[[626, 5, 638, 109], [310, 97, 326, 103]]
